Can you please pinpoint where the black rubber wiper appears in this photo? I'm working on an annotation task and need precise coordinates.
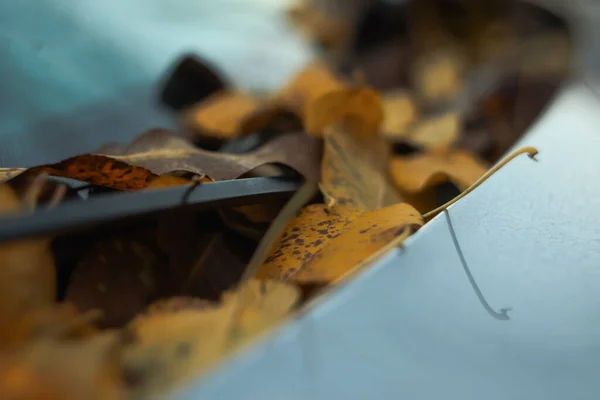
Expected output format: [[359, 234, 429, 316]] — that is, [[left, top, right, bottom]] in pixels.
[[0, 177, 300, 242]]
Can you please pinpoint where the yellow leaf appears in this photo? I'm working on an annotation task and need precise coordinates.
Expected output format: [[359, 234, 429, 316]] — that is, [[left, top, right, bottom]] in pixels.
[[390, 150, 489, 193], [121, 279, 298, 398], [381, 91, 418, 140], [256, 203, 422, 284], [320, 124, 400, 211], [406, 112, 461, 150], [412, 49, 464, 104], [306, 87, 383, 138], [183, 91, 260, 140], [0, 333, 122, 400]]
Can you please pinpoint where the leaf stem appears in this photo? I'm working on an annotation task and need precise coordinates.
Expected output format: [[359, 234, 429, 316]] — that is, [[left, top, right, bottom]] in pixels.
[[422, 146, 538, 220]]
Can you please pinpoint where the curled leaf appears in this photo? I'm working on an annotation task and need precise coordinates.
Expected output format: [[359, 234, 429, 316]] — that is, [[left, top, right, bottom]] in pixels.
[[10, 155, 190, 191], [99, 129, 322, 182], [390, 149, 489, 193]]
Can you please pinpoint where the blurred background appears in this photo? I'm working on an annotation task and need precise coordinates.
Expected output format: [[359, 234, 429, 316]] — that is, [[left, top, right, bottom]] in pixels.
[[0, 0, 592, 166], [0, 0, 312, 166]]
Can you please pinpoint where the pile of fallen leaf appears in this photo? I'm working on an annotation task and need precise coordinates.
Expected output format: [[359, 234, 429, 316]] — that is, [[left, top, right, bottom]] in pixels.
[[0, 1, 570, 399]]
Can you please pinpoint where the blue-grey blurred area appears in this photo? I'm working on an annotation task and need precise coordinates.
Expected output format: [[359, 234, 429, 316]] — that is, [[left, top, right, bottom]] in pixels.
[[0, 0, 311, 166]]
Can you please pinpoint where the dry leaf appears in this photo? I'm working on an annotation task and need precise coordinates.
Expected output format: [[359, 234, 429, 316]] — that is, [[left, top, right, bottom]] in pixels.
[[121, 279, 297, 398], [381, 91, 418, 140], [0, 186, 56, 342], [181, 232, 249, 301], [12, 155, 191, 191], [412, 49, 464, 103], [140, 297, 216, 318], [305, 87, 383, 138], [183, 91, 260, 140], [237, 63, 344, 135], [320, 124, 399, 210], [287, 1, 350, 47], [520, 32, 572, 77], [390, 149, 489, 193], [273, 62, 344, 120], [0, 333, 122, 400], [98, 129, 322, 182], [406, 112, 461, 149], [0, 168, 25, 184], [256, 202, 422, 283], [65, 234, 163, 328], [2, 303, 99, 348]]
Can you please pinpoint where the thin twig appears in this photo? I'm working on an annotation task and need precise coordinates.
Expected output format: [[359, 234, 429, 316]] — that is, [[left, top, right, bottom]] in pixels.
[[423, 146, 538, 220]]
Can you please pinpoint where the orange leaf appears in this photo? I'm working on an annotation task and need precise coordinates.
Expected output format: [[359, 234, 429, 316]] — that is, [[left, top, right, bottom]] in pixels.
[[183, 91, 260, 140], [256, 202, 422, 283], [0, 333, 122, 400], [390, 150, 489, 193], [275, 62, 344, 117], [235, 63, 344, 135], [31, 155, 158, 190], [0, 185, 55, 342]]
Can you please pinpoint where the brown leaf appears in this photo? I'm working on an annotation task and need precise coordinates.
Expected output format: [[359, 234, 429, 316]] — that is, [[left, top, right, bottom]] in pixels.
[[157, 214, 251, 300], [65, 233, 163, 328], [26, 155, 160, 190], [10, 155, 192, 191], [0, 333, 123, 400], [220, 201, 286, 240], [320, 124, 400, 210], [183, 90, 261, 141], [121, 279, 298, 398], [390, 149, 489, 193], [256, 202, 422, 283], [181, 232, 249, 301], [287, 1, 350, 47], [98, 129, 322, 181]]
